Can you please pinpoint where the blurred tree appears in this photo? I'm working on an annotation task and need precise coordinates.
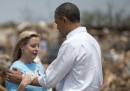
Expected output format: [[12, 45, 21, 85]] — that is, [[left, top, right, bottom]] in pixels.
[[107, 0, 113, 28], [81, 10, 108, 28], [125, 15, 130, 28], [114, 9, 124, 29], [81, 11, 94, 28], [81, 10, 130, 30], [92, 10, 108, 27], [0, 22, 17, 28], [82, 0, 130, 30]]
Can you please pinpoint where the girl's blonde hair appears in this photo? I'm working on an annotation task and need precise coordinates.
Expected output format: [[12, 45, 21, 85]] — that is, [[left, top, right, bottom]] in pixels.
[[12, 31, 40, 62]]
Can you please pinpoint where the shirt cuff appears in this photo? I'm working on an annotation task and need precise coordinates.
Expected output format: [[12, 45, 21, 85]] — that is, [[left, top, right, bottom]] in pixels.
[[38, 75, 49, 88]]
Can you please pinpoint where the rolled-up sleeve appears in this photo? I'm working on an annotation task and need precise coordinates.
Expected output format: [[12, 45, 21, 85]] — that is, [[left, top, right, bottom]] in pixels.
[[38, 74, 49, 88], [38, 43, 76, 88]]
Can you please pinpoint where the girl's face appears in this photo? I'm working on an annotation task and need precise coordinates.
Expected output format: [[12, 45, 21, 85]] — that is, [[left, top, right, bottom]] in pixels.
[[20, 37, 40, 63]]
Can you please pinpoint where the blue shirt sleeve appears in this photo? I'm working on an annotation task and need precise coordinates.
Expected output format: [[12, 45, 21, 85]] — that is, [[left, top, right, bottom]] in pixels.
[[5, 61, 48, 91]]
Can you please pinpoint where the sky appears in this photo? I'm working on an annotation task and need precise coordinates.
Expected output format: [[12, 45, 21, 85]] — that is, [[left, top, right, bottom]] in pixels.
[[0, 0, 130, 24]]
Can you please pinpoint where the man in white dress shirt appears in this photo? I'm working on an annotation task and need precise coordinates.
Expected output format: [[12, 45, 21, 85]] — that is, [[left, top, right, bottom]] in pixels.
[[7, 2, 103, 91]]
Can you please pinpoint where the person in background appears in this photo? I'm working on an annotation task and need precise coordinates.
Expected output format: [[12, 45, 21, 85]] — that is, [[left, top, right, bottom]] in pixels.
[[6, 31, 48, 91], [6, 2, 103, 91]]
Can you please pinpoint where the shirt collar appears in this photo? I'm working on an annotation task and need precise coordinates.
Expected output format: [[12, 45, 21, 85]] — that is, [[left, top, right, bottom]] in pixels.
[[66, 27, 87, 39]]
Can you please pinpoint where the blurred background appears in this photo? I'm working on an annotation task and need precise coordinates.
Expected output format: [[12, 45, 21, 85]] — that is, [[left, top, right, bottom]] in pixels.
[[0, 0, 130, 91]]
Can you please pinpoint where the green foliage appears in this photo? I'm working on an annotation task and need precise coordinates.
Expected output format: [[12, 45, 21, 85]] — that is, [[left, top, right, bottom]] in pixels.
[[81, 9, 130, 29]]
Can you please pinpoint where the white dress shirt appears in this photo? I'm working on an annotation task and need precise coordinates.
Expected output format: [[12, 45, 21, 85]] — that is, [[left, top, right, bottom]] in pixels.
[[38, 27, 103, 91]]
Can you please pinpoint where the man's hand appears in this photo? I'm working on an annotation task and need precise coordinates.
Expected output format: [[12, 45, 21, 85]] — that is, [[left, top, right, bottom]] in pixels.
[[7, 67, 41, 87], [6, 67, 22, 84]]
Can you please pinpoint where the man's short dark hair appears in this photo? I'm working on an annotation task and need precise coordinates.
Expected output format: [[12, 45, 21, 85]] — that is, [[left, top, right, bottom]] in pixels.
[[55, 2, 80, 23]]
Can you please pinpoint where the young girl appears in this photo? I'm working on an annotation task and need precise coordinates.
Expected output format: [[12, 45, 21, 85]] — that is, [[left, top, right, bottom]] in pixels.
[[6, 31, 48, 91]]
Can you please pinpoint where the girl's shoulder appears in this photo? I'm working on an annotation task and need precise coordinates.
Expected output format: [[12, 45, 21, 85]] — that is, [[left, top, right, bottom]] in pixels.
[[9, 61, 25, 73]]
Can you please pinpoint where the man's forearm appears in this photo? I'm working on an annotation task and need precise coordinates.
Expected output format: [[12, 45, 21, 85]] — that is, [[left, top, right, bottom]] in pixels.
[[31, 77, 41, 86]]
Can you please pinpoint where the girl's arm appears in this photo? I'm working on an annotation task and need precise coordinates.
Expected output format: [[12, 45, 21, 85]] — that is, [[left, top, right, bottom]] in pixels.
[[17, 82, 26, 91], [17, 72, 35, 91]]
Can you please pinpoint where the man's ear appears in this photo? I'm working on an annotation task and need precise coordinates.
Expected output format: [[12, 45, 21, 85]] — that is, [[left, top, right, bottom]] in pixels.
[[62, 16, 68, 23]]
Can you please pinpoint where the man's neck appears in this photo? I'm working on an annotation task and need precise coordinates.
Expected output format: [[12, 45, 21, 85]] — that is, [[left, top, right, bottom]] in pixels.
[[68, 22, 80, 34]]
